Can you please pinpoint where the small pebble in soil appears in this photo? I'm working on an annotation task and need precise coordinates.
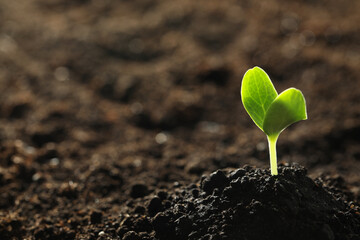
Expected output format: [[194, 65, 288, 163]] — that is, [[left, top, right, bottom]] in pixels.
[[155, 132, 168, 144]]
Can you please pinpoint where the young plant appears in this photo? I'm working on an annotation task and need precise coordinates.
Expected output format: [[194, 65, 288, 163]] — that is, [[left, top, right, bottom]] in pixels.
[[241, 67, 307, 175]]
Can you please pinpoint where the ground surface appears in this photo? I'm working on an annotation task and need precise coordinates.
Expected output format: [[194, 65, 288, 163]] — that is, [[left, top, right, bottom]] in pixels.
[[0, 0, 359, 239]]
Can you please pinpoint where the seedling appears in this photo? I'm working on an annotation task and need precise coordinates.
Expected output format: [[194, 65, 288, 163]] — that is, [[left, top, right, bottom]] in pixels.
[[241, 67, 307, 175]]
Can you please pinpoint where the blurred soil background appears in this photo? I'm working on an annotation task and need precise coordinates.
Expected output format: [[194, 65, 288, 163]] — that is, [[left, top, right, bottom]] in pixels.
[[0, 0, 359, 239]]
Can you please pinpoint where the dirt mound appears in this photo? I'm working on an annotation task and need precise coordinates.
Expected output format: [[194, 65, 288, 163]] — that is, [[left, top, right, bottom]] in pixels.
[[120, 164, 359, 240], [1, 0, 360, 239]]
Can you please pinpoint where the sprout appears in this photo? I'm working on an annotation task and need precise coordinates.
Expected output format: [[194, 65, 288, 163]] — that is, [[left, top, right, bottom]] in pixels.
[[241, 67, 307, 175]]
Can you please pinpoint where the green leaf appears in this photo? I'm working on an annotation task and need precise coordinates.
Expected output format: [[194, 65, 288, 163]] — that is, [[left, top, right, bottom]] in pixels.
[[262, 88, 307, 137], [241, 67, 278, 130], [240, 67, 308, 175]]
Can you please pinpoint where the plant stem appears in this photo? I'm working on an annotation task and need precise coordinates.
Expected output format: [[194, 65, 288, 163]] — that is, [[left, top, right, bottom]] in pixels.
[[267, 134, 279, 176]]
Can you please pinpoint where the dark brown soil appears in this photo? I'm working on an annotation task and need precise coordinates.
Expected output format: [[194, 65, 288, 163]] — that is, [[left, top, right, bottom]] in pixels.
[[148, 165, 359, 240], [0, 0, 360, 239]]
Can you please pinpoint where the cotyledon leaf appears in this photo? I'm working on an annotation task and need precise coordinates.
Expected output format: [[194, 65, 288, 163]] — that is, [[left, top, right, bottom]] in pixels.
[[241, 67, 278, 130], [263, 88, 307, 137]]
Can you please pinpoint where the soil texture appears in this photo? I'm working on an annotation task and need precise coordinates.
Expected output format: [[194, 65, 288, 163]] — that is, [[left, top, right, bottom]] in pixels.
[[0, 0, 360, 239]]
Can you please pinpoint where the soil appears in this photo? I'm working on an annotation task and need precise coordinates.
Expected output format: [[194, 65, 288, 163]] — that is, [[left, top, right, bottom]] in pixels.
[[0, 0, 360, 239], [149, 164, 360, 240]]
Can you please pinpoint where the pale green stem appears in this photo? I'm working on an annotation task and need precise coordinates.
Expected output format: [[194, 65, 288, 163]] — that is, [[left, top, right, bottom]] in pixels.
[[267, 134, 279, 176]]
